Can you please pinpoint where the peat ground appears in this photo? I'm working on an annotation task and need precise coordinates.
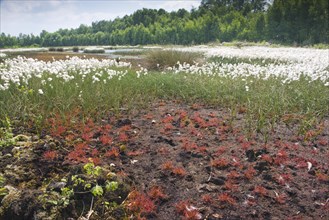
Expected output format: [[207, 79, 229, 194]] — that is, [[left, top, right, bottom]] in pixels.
[[0, 100, 328, 219]]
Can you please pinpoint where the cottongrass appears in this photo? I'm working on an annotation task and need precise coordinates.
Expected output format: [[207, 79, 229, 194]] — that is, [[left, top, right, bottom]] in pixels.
[[0, 46, 328, 128], [0, 56, 131, 91], [170, 46, 329, 86]]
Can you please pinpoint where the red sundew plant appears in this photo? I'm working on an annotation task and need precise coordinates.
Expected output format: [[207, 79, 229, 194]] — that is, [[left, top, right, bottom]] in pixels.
[[244, 166, 257, 180], [172, 167, 187, 176], [127, 150, 145, 156], [127, 191, 156, 216], [274, 149, 288, 165], [213, 146, 227, 156], [43, 150, 58, 160], [118, 125, 131, 132], [90, 157, 101, 165], [161, 161, 174, 171], [211, 158, 229, 168], [175, 200, 202, 220], [182, 141, 198, 152], [293, 157, 309, 169], [66, 142, 89, 163], [274, 192, 287, 204], [177, 110, 188, 119], [52, 125, 66, 138], [148, 186, 168, 200], [117, 170, 128, 177], [162, 114, 174, 124], [202, 194, 213, 204], [224, 180, 239, 191], [241, 141, 252, 150], [253, 186, 268, 196], [104, 148, 120, 158], [305, 130, 317, 140], [192, 114, 207, 128], [91, 149, 99, 157], [317, 137, 328, 146], [218, 193, 236, 205], [65, 133, 76, 142], [207, 118, 220, 127], [227, 171, 240, 179], [99, 134, 113, 145], [261, 154, 273, 163], [164, 124, 174, 131], [118, 132, 129, 142], [47, 115, 68, 138], [316, 172, 329, 182], [195, 146, 208, 155], [81, 132, 93, 142], [101, 124, 112, 133], [277, 149, 288, 158]]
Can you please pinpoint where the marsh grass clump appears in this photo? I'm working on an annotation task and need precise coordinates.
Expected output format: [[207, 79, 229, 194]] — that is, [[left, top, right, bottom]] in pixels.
[[146, 49, 203, 70]]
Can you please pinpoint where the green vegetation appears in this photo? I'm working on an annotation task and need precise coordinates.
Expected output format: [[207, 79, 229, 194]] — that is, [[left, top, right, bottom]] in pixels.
[[0, 117, 15, 148], [37, 162, 123, 219], [146, 49, 203, 70], [0, 58, 328, 133], [83, 47, 105, 53], [0, 0, 328, 48]]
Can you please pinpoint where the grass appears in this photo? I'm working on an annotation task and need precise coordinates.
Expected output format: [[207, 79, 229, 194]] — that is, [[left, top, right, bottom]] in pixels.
[[111, 49, 146, 56], [208, 56, 289, 66], [0, 53, 328, 135], [145, 49, 203, 70]]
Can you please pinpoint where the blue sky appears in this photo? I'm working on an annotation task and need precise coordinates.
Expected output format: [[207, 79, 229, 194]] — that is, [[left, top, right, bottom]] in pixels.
[[0, 0, 200, 36]]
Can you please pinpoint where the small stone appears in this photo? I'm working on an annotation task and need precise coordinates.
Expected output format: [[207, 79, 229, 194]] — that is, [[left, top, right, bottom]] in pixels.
[[209, 176, 226, 185], [47, 181, 67, 191]]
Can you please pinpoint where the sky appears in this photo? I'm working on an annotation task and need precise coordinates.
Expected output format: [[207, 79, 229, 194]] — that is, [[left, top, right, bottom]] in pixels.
[[0, 0, 200, 36]]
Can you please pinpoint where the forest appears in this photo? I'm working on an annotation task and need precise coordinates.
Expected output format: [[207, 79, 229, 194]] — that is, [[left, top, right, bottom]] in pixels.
[[0, 0, 328, 47]]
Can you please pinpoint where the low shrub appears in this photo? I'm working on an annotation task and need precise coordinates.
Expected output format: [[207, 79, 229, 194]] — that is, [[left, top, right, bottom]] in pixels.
[[72, 47, 79, 52], [56, 48, 64, 52], [48, 47, 56, 52]]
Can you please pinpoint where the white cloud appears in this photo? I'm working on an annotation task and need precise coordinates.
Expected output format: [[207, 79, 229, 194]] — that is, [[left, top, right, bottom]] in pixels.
[[0, 0, 201, 36], [137, 0, 200, 11]]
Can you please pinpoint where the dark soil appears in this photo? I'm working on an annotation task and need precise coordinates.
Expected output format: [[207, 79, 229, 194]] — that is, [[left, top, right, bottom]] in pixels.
[[1, 101, 328, 219]]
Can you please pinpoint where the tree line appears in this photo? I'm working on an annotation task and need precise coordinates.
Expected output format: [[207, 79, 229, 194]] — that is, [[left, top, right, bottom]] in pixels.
[[0, 0, 328, 48]]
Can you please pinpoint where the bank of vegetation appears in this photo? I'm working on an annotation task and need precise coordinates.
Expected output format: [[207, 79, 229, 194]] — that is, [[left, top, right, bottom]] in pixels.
[[0, 0, 328, 48]]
